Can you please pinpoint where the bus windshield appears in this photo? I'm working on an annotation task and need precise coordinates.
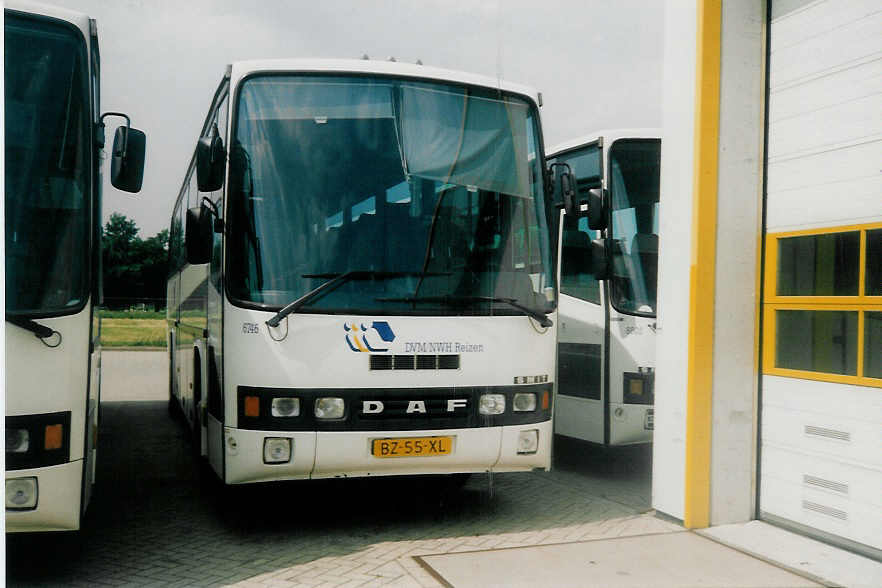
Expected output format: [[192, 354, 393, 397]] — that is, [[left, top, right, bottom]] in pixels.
[[608, 139, 661, 316], [4, 14, 90, 317], [226, 75, 553, 317]]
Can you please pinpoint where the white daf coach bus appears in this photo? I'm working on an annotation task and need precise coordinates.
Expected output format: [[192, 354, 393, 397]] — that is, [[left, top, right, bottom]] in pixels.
[[5, 1, 145, 531], [167, 59, 558, 485], [548, 130, 660, 446]]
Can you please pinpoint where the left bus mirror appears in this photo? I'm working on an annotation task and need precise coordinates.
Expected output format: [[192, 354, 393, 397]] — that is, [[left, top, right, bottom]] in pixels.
[[197, 124, 226, 192], [587, 188, 608, 231], [591, 238, 610, 281], [185, 206, 212, 264], [110, 126, 146, 193]]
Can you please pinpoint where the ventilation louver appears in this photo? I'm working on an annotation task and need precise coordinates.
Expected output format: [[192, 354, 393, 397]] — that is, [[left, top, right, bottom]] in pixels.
[[370, 355, 460, 370]]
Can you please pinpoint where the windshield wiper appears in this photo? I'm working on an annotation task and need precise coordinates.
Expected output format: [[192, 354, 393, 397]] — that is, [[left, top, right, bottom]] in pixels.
[[6, 315, 62, 347], [265, 271, 449, 327], [375, 295, 553, 328]]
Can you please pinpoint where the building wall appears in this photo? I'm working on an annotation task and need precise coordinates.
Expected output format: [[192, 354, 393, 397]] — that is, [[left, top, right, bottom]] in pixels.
[[651, 0, 698, 521], [653, 0, 765, 525]]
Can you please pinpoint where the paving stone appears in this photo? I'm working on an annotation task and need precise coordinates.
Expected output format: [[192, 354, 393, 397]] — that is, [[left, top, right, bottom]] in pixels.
[[6, 351, 654, 587]]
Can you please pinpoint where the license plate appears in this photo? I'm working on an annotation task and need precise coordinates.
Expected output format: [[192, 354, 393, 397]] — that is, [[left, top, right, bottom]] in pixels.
[[371, 436, 453, 458], [644, 409, 654, 430]]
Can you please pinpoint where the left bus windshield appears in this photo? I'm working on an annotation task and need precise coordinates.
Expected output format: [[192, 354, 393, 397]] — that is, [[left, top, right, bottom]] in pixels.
[[608, 139, 661, 316], [4, 14, 90, 316], [226, 75, 553, 317]]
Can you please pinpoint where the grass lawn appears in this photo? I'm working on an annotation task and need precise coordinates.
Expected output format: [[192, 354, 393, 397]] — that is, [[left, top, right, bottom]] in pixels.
[[101, 318, 167, 348]]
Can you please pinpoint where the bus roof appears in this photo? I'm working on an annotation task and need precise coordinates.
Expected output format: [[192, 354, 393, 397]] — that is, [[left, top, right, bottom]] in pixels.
[[4, 0, 91, 41], [229, 58, 541, 106], [548, 128, 661, 158]]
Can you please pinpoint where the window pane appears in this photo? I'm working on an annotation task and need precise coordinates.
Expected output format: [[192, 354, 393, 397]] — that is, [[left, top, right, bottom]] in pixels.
[[865, 312, 882, 379], [608, 139, 661, 316], [777, 232, 859, 296], [776, 310, 858, 375], [560, 215, 600, 303], [865, 229, 882, 296], [5, 15, 90, 315]]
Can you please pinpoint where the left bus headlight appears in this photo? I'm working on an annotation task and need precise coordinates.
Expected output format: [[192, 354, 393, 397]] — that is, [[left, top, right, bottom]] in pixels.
[[6, 429, 29, 453], [314, 397, 345, 420], [6, 477, 38, 510], [271, 397, 300, 417]]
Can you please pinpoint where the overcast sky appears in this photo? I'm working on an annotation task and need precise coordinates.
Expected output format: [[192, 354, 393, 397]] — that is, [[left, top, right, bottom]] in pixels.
[[49, 0, 664, 238]]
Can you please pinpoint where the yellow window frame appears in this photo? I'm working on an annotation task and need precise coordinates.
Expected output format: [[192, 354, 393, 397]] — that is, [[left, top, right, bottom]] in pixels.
[[763, 221, 882, 388]]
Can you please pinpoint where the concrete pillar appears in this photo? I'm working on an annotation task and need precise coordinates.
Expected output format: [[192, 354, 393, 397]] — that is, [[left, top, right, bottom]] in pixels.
[[653, 0, 766, 527]]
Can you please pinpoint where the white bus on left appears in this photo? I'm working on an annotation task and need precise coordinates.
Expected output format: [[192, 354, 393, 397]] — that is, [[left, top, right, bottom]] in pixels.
[[5, 0, 145, 532]]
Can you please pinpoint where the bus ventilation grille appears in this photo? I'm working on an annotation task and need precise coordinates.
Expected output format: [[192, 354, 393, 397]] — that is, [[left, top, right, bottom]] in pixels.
[[370, 355, 460, 370]]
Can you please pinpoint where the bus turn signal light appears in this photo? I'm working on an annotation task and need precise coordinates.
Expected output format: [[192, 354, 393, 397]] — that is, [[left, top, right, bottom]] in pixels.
[[44, 424, 63, 450], [541, 390, 550, 410], [244, 396, 260, 417]]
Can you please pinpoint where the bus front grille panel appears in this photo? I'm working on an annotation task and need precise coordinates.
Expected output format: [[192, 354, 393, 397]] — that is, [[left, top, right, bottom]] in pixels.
[[237, 383, 552, 431], [370, 354, 460, 370]]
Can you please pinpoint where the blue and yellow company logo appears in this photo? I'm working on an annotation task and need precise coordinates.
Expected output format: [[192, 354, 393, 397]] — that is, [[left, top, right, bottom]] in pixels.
[[344, 321, 395, 353]]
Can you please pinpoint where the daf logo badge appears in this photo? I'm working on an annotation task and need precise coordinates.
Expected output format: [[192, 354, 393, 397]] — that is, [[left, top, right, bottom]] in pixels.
[[362, 399, 467, 414]]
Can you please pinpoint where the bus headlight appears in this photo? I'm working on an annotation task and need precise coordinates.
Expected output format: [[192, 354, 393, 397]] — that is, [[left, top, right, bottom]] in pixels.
[[271, 397, 300, 417], [314, 397, 345, 420], [6, 429, 29, 453], [479, 394, 505, 415], [512, 393, 537, 412], [6, 477, 38, 509], [517, 430, 539, 455], [263, 438, 292, 464]]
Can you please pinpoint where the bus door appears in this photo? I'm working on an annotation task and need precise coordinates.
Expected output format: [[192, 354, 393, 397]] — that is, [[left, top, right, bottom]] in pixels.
[[605, 138, 661, 445], [555, 210, 606, 443]]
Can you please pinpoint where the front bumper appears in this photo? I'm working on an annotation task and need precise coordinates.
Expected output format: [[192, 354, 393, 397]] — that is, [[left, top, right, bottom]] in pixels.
[[6, 460, 82, 533], [223, 420, 552, 484]]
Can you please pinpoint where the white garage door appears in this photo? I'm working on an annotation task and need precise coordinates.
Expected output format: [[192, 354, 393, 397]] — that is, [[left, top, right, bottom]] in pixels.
[[760, 0, 881, 558]]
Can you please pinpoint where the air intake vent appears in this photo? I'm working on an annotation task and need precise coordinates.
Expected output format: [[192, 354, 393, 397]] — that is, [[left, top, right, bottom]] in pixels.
[[802, 500, 847, 520], [803, 475, 848, 495], [370, 355, 393, 370], [438, 355, 460, 369], [370, 355, 460, 371], [393, 355, 415, 370], [804, 425, 850, 442]]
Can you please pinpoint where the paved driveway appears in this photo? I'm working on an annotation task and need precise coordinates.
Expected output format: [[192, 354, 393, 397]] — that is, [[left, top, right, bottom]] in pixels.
[[6, 351, 654, 587]]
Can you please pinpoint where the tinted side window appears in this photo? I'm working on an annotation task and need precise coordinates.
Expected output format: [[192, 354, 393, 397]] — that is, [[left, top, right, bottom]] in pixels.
[[560, 214, 600, 304]]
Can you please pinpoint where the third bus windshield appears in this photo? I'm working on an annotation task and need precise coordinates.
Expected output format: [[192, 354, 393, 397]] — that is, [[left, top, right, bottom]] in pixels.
[[608, 139, 660, 316]]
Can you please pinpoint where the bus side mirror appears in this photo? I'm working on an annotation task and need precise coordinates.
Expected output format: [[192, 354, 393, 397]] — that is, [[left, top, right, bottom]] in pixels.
[[110, 126, 146, 193], [185, 206, 212, 264], [587, 188, 608, 230], [197, 124, 226, 192], [591, 238, 610, 280]]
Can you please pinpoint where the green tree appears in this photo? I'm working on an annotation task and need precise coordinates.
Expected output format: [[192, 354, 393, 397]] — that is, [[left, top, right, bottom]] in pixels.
[[102, 213, 168, 308]]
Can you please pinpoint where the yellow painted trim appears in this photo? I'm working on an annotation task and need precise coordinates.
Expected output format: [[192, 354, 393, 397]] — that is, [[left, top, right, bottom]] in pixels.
[[684, 0, 721, 531], [768, 302, 882, 312], [857, 310, 865, 377], [763, 367, 882, 389], [762, 305, 882, 388], [767, 221, 882, 240], [768, 297, 882, 306], [859, 229, 868, 297]]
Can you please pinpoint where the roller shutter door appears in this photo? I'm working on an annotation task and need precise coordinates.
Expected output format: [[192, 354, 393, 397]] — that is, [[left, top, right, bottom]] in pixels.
[[760, 0, 881, 557]]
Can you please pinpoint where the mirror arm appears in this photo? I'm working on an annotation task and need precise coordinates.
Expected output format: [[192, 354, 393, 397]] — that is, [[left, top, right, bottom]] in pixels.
[[201, 197, 224, 233], [99, 112, 132, 153]]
